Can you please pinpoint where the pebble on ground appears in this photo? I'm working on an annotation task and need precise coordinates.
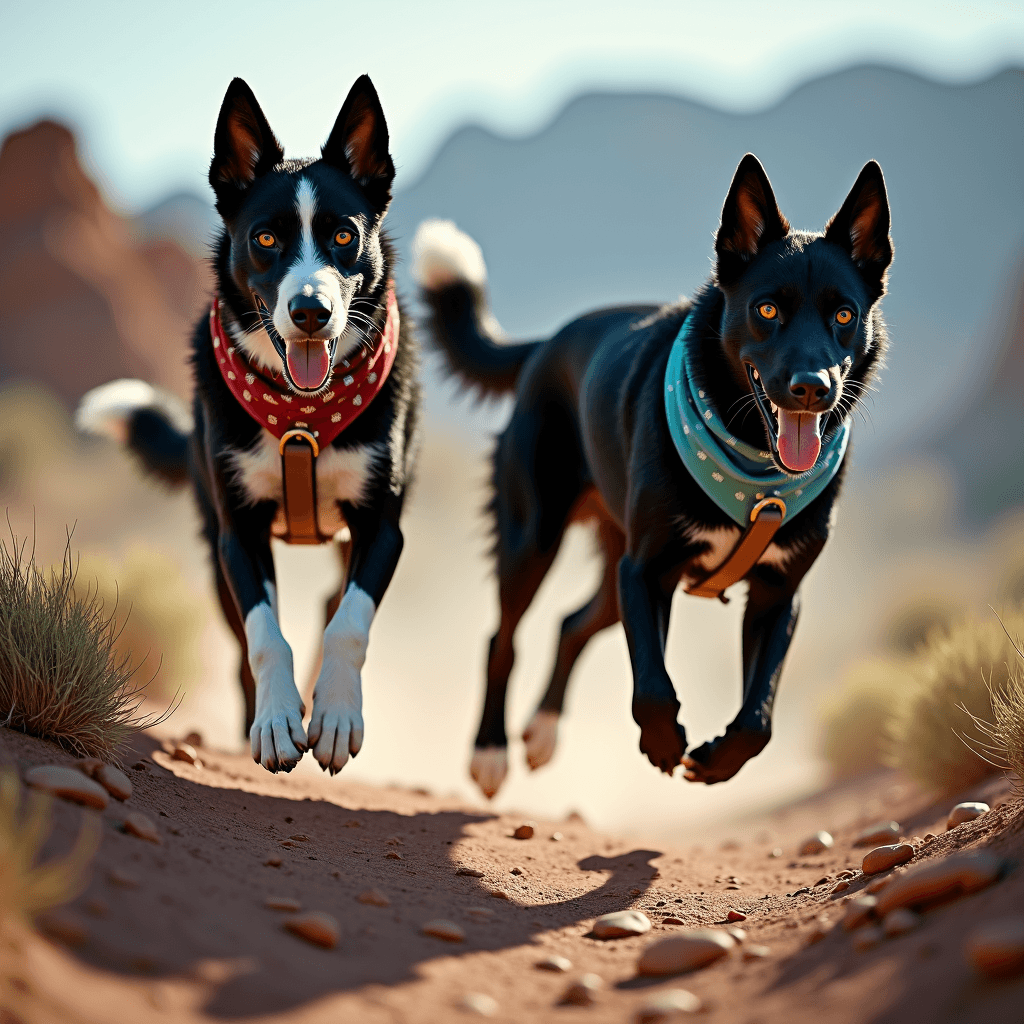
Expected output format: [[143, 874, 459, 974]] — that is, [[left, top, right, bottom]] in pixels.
[[123, 811, 161, 844], [513, 822, 536, 840], [874, 851, 1002, 916], [536, 954, 572, 972], [560, 974, 603, 1006], [284, 911, 339, 949], [421, 919, 465, 942], [593, 910, 652, 938], [94, 764, 132, 801], [264, 897, 301, 912], [460, 993, 499, 1016], [862, 843, 914, 875], [172, 743, 201, 766], [25, 766, 108, 810], [357, 888, 390, 907], [799, 831, 834, 855], [946, 802, 989, 830], [637, 930, 735, 976], [634, 988, 703, 1021]]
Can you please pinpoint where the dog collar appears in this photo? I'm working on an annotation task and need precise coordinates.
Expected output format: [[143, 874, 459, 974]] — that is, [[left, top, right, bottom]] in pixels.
[[210, 283, 399, 451], [664, 314, 850, 527]]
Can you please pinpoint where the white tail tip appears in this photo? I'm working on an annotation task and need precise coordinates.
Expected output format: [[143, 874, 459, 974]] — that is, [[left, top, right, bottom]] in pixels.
[[412, 219, 488, 291], [76, 378, 190, 445]]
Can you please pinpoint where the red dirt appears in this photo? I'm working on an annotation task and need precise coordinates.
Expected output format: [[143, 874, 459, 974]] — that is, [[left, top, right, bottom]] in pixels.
[[2, 726, 1023, 1023]]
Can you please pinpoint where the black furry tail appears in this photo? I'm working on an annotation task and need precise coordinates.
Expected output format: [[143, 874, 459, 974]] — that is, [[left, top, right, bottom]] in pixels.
[[75, 379, 190, 487], [412, 219, 538, 396]]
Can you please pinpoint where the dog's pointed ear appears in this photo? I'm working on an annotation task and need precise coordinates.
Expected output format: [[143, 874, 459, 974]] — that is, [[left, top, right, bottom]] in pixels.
[[209, 79, 284, 201], [825, 161, 893, 299], [322, 75, 395, 211], [715, 154, 790, 286]]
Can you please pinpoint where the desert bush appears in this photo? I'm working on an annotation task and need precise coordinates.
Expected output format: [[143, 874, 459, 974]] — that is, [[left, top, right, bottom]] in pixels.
[[819, 659, 910, 778], [883, 594, 963, 656], [72, 546, 201, 704], [0, 768, 98, 922], [890, 610, 1024, 793], [0, 533, 164, 760]]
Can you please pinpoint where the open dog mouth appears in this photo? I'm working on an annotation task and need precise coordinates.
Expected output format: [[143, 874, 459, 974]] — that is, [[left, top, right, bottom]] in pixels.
[[254, 294, 338, 393], [746, 364, 822, 474]]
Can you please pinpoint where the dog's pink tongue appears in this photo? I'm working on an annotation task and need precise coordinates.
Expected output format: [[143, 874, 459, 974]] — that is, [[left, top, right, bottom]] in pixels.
[[286, 340, 331, 391], [776, 411, 822, 473]]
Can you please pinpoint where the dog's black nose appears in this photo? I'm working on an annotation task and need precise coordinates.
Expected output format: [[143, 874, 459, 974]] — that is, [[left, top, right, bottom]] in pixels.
[[288, 295, 332, 335], [789, 370, 831, 408]]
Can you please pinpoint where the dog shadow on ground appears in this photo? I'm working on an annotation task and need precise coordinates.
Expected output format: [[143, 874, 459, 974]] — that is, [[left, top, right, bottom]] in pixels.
[[4, 727, 666, 1018]]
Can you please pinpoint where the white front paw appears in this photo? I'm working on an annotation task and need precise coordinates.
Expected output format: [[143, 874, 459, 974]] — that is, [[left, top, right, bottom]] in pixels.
[[470, 747, 508, 799], [307, 663, 363, 775], [250, 692, 307, 773], [523, 709, 559, 770]]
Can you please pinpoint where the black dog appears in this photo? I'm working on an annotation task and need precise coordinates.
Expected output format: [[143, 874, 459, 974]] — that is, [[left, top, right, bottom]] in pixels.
[[78, 76, 419, 774], [414, 155, 891, 797]]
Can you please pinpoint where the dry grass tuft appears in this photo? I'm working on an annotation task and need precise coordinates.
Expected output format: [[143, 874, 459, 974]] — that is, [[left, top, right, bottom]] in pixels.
[[0, 532, 167, 761], [889, 610, 1024, 793], [0, 768, 99, 921], [819, 659, 908, 778], [72, 546, 201, 704]]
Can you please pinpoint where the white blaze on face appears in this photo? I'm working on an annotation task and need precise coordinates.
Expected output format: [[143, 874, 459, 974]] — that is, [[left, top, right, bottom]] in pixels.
[[271, 178, 347, 345]]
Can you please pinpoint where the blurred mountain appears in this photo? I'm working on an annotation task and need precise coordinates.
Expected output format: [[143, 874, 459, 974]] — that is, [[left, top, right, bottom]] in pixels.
[[133, 190, 218, 256], [0, 120, 208, 404], [386, 64, 1024, 523]]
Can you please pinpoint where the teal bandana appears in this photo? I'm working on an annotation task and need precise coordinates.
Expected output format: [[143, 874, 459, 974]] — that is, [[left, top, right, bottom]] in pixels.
[[663, 316, 850, 527]]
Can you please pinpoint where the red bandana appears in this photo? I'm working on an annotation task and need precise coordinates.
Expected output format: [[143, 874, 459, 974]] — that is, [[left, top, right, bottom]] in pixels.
[[210, 284, 399, 449]]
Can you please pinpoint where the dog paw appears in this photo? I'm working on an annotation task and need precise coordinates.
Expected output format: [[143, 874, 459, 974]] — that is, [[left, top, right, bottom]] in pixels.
[[250, 698, 307, 773], [682, 727, 770, 784], [522, 710, 559, 771], [307, 689, 364, 775], [470, 747, 508, 799], [632, 699, 687, 775]]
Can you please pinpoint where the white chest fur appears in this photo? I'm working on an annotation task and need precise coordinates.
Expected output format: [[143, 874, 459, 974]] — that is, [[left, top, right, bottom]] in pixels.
[[230, 430, 382, 537], [681, 523, 793, 585]]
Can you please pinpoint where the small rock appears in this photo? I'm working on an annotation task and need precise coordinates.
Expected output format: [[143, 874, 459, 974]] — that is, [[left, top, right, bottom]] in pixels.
[[279, 839, 299, 848], [108, 867, 139, 888], [841, 895, 878, 932], [357, 888, 390, 907], [536, 954, 572, 972], [264, 896, 301, 912], [172, 743, 200, 766], [550, 831, 563, 841], [867, 875, 893, 894], [593, 910, 652, 939], [862, 843, 914, 875], [421, 919, 465, 942], [874, 851, 1003, 916], [727, 927, 747, 943], [883, 908, 920, 937], [814, 877, 831, 887], [284, 911, 338, 948], [787, 887, 811, 897], [634, 988, 703, 1021], [36, 912, 88, 947], [854, 821, 901, 847], [743, 944, 771, 960], [123, 811, 162, 844], [511, 866, 524, 875], [946, 801, 989, 830], [799, 831, 833, 856], [386, 851, 403, 860], [637, 930, 735, 976], [460, 993, 498, 1017], [853, 925, 884, 952], [832, 881, 851, 894], [513, 822, 535, 840], [923, 833, 937, 844], [770, 847, 783, 858], [75, 758, 105, 777], [94, 764, 132, 801], [837, 870, 857, 879], [289, 833, 310, 842], [726, 910, 746, 922], [965, 917, 1024, 979], [560, 973, 602, 1006], [465, 907, 495, 919], [663, 917, 685, 925], [183, 731, 203, 748], [25, 766, 108, 810], [489, 889, 510, 900], [264, 857, 283, 867], [456, 866, 485, 877]]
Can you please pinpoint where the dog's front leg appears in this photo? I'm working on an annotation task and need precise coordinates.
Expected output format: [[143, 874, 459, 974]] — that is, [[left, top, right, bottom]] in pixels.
[[683, 578, 801, 784], [617, 552, 687, 774], [308, 505, 403, 775]]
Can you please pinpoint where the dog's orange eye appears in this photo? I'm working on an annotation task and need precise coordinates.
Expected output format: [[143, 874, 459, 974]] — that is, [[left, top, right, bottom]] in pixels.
[[255, 232, 276, 248], [757, 303, 777, 320], [836, 308, 854, 325], [334, 229, 354, 246]]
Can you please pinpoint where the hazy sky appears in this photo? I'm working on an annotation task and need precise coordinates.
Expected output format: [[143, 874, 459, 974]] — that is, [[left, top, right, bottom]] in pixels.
[[4, 0, 1024, 209]]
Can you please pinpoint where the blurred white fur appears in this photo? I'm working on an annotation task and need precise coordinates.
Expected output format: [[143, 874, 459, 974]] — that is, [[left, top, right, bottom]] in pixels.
[[75, 378, 191, 445], [412, 219, 488, 291]]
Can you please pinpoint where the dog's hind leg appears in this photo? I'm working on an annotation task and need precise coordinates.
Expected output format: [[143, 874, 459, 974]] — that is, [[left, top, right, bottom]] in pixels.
[[523, 514, 624, 771]]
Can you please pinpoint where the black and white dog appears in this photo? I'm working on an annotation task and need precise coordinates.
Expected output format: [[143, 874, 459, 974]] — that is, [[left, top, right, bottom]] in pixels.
[[414, 155, 891, 798], [78, 76, 420, 774]]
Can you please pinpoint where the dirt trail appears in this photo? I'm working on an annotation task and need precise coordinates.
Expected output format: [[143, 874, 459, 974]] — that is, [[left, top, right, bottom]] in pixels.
[[2, 727, 1022, 1024]]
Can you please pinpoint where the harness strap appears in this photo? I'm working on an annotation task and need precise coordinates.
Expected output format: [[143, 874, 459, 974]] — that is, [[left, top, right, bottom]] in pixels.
[[685, 497, 786, 602], [279, 429, 331, 545]]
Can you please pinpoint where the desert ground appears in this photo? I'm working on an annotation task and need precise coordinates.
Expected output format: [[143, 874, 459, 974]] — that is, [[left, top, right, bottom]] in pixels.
[[3, 722, 1023, 1024]]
